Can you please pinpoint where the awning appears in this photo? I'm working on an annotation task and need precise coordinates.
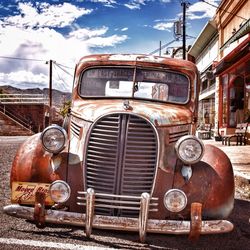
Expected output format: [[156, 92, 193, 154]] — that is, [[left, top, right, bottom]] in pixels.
[[214, 36, 250, 75], [220, 18, 250, 51]]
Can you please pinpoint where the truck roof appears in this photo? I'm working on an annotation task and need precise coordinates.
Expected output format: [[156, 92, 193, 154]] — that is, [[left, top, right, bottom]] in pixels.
[[78, 54, 197, 71]]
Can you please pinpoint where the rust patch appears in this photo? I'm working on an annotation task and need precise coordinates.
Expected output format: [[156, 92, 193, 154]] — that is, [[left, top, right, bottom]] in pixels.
[[34, 191, 46, 228], [189, 202, 202, 241]]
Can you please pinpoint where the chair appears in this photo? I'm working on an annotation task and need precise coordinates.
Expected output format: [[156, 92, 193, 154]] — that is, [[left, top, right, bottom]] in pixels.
[[221, 123, 248, 146], [197, 123, 212, 139]]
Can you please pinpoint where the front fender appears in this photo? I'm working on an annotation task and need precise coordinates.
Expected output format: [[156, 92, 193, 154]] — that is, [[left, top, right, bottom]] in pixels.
[[10, 134, 66, 186], [172, 144, 234, 219], [194, 144, 235, 218]]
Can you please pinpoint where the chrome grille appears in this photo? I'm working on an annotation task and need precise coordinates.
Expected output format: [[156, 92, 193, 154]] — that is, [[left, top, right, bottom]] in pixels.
[[85, 114, 158, 216]]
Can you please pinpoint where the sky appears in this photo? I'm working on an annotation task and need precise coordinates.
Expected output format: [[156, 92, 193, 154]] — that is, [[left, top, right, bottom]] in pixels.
[[0, 0, 221, 92]]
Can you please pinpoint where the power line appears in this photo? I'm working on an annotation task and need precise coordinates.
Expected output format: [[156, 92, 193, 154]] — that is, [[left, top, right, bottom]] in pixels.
[[0, 55, 46, 62], [53, 63, 69, 92], [54, 62, 74, 77], [55, 62, 74, 70], [200, 0, 247, 21], [149, 39, 178, 55]]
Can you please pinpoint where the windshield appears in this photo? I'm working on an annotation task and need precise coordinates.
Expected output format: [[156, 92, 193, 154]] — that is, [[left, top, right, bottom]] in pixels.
[[79, 67, 189, 104]]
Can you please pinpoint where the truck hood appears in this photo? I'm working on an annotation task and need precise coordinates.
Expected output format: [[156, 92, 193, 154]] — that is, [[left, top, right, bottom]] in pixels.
[[71, 99, 192, 126]]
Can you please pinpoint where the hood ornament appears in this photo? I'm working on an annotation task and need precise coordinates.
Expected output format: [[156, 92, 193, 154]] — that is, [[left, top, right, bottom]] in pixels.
[[123, 100, 132, 110]]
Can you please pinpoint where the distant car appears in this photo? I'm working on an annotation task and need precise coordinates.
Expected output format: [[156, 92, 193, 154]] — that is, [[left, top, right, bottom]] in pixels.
[[4, 54, 234, 242]]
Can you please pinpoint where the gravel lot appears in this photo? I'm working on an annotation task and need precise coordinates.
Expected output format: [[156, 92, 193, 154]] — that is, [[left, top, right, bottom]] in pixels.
[[0, 137, 249, 250]]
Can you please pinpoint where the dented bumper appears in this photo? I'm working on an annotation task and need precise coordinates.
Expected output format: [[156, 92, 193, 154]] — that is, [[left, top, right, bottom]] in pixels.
[[4, 203, 233, 240], [4, 188, 234, 242]]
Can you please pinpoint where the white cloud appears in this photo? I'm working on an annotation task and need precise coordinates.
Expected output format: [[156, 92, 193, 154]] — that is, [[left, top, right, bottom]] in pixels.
[[0, 25, 78, 91], [68, 26, 128, 47], [187, 0, 218, 20], [124, 3, 140, 10], [86, 34, 128, 47], [89, 0, 117, 7], [68, 27, 109, 40], [4, 2, 92, 28], [124, 0, 148, 10], [121, 27, 128, 32], [153, 22, 173, 31], [0, 24, 128, 90], [124, 0, 171, 10], [0, 2, 128, 91], [0, 71, 48, 88], [0, 69, 72, 91]]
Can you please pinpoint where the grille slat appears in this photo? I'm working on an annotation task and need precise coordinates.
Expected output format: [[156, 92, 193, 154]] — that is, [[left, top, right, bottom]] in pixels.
[[88, 149, 117, 156], [70, 120, 81, 138], [87, 158, 116, 165], [87, 173, 115, 179], [88, 145, 117, 152], [90, 132, 118, 138], [169, 130, 189, 143], [85, 114, 157, 217]]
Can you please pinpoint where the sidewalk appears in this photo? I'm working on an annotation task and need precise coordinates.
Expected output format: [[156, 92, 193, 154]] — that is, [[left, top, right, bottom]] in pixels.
[[203, 139, 250, 181]]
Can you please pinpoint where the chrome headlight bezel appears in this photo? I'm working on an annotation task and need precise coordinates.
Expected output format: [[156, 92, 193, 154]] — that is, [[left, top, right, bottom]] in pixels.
[[164, 189, 187, 213], [49, 180, 71, 203], [41, 125, 67, 154], [175, 135, 204, 164]]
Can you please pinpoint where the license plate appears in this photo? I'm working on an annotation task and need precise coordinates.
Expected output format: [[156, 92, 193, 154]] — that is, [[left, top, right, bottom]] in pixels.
[[11, 182, 54, 205]]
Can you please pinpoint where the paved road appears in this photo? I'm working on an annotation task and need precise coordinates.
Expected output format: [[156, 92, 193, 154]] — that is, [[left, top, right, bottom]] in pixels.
[[0, 136, 249, 250]]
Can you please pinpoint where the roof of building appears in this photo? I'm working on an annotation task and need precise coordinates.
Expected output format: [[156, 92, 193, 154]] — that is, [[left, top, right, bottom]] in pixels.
[[188, 20, 217, 59]]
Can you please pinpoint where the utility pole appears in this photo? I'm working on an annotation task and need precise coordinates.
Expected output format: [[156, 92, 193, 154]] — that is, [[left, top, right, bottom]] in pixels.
[[45, 59, 53, 126], [49, 59, 53, 108], [181, 1, 187, 60], [159, 41, 162, 56]]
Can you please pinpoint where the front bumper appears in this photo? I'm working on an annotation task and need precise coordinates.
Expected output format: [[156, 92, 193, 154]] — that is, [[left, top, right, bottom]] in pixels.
[[4, 189, 234, 242], [4, 204, 233, 233]]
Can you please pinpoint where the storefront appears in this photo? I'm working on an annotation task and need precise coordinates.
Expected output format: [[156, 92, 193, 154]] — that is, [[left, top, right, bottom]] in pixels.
[[214, 35, 250, 136]]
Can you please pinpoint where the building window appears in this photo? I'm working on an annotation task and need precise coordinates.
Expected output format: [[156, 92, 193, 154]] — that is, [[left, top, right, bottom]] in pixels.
[[221, 74, 245, 128], [210, 77, 215, 87], [201, 79, 208, 92], [229, 76, 244, 127]]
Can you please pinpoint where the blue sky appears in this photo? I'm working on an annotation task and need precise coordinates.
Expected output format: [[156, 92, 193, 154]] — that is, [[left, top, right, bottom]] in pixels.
[[0, 0, 220, 91]]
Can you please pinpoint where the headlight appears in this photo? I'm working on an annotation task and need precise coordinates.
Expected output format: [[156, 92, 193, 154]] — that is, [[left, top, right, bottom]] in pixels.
[[164, 189, 187, 213], [49, 180, 71, 203], [41, 125, 67, 153], [175, 135, 204, 164]]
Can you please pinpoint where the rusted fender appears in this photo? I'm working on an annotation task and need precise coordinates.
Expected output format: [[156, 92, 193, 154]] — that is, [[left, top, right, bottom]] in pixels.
[[194, 144, 235, 218], [11, 134, 67, 186]]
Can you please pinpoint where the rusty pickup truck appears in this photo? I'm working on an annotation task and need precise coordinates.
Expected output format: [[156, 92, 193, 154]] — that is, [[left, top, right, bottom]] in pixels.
[[4, 54, 234, 242]]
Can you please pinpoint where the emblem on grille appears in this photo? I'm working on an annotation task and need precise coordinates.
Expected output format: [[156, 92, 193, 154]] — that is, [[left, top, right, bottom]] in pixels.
[[123, 100, 131, 110]]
